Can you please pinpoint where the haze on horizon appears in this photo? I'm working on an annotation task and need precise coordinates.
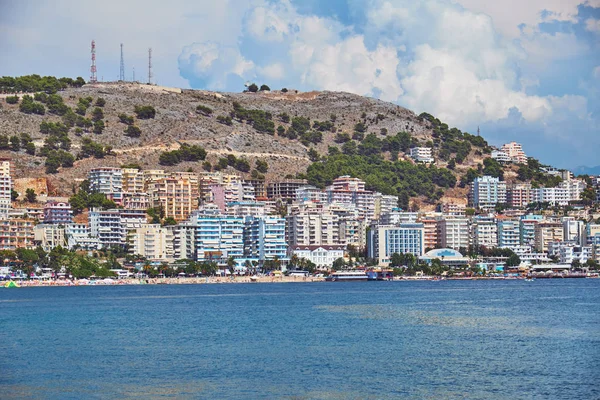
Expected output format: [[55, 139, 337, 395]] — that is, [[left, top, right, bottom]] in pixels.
[[0, 0, 599, 170]]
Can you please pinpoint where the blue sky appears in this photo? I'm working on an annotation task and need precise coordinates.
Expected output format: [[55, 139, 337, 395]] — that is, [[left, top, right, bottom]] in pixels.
[[0, 0, 599, 169]]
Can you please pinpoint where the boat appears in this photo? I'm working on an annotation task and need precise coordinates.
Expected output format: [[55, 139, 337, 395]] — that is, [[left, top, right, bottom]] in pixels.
[[325, 271, 368, 282], [4, 280, 20, 288]]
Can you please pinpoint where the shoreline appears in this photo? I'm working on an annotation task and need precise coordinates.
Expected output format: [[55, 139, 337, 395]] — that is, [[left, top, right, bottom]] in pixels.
[[4, 274, 597, 288]]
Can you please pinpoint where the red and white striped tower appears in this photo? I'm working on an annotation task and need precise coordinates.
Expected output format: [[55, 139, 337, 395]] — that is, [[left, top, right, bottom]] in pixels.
[[90, 40, 97, 83]]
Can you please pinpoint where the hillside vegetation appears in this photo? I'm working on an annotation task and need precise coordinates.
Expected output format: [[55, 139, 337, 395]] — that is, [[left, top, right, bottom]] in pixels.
[[0, 76, 545, 207]]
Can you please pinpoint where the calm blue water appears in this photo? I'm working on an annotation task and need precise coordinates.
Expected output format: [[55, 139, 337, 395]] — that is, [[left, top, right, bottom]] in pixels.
[[1, 280, 599, 399]]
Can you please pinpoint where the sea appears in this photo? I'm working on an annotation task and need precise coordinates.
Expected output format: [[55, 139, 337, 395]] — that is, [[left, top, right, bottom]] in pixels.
[[1, 279, 599, 399]]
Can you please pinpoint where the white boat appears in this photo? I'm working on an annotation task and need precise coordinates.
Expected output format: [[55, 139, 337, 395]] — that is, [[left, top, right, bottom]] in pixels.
[[325, 271, 368, 282]]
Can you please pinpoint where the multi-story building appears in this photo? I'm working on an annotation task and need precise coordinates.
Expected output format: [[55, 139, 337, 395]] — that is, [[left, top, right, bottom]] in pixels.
[[500, 142, 527, 164], [43, 201, 73, 225], [296, 186, 328, 203], [533, 180, 585, 206], [0, 159, 12, 220], [129, 224, 174, 260], [65, 223, 100, 250], [497, 219, 520, 249], [170, 220, 196, 261], [286, 203, 340, 247], [419, 217, 440, 250], [491, 150, 511, 163], [439, 217, 469, 250], [584, 223, 600, 245], [470, 176, 507, 210], [121, 193, 150, 210], [148, 175, 199, 222], [520, 214, 543, 246], [375, 194, 399, 219], [33, 224, 66, 251], [409, 147, 434, 163], [244, 216, 287, 262], [548, 242, 592, 264], [506, 183, 534, 209], [0, 218, 35, 250], [562, 217, 585, 245], [380, 211, 418, 225], [88, 168, 123, 203], [244, 178, 267, 199], [472, 216, 498, 249], [367, 223, 425, 266], [290, 245, 345, 269], [194, 206, 244, 263], [534, 222, 563, 253], [440, 202, 466, 216], [267, 179, 308, 200], [122, 168, 145, 194], [89, 208, 126, 248]]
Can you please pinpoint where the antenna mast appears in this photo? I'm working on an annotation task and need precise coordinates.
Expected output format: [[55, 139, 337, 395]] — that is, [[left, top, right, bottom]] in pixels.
[[133, 66, 135, 82], [90, 40, 97, 83], [477, 126, 480, 136], [119, 43, 125, 81], [148, 48, 153, 85]]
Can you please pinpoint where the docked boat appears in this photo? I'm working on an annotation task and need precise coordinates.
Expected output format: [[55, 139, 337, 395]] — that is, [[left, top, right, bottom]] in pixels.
[[325, 271, 368, 282]]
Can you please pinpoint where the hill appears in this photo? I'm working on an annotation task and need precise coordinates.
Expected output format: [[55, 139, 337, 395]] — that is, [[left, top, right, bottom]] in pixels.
[[0, 77, 528, 209]]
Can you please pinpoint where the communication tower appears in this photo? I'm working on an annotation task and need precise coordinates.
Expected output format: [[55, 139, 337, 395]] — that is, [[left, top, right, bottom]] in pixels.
[[90, 40, 97, 83], [148, 48, 153, 85], [119, 43, 125, 81]]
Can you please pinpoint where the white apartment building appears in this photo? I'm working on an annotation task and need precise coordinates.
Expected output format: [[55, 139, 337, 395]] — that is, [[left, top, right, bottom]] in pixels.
[[471, 176, 507, 210], [0, 160, 12, 220], [244, 216, 287, 262], [286, 206, 340, 247], [439, 217, 470, 250], [472, 216, 498, 249], [88, 168, 123, 203], [562, 217, 585, 245], [375, 194, 399, 219], [533, 180, 585, 206], [129, 224, 174, 260], [534, 222, 563, 253], [122, 168, 145, 194], [193, 206, 244, 263], [409, 147, 434, 163], [497, 219, 520, 249], [491, 150, 511, 163], [65, 223, 100, 250]]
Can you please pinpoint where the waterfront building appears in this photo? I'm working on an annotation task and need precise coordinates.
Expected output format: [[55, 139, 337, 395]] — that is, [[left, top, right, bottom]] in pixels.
[[0, 218, 35, 250], [43, 201, 73, 225], [470, 176, 507, 210], [129, 224, 174, 260], [419, 217, 440, 250], [65, 223, 100, 250], [534, 222, 563, 253], [584, 223, 600, 245], [472, 215, 498, 249], [33, 224, 66, 251], [419, 248, 469, 268], [170, 220, 196, 260], [520, 214, 543, 246], [367, 223, 425, 266], [409, 147, 434, 163], [194, 205, 244, 263], [286, 203, 340, 247], [562, 217, 585, 245], [89, 209, 126, 248], [439, 217, 469, 250], [547, 242, 592, 264], [290, 245, 345, 269], [497, 219, 520, 249], [244, 216, 287, 262]]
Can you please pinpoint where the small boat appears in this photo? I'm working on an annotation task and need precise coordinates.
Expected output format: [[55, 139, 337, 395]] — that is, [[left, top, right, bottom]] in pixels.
[[4, 280, 20, 288], [325, 271, 368, 282], [524, 277, 535, 282], [250, 275, 258, 282]]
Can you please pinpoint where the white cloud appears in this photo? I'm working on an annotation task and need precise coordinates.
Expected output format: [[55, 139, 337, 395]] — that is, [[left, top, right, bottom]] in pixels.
[[178, 42, 254, 90], [258, 63, 286, 80], [593, 66, 600, 79], [585, 18, 600, 32]]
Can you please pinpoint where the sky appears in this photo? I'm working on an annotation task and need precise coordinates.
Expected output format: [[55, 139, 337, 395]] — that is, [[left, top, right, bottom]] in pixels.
[[0, 0, 599, 170]]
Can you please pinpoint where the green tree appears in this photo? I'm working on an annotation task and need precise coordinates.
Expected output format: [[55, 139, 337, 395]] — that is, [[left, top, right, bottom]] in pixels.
[[25, 188, 37, 203], [248, 83, 258, 92], [134, 105, 156, 119], [259, 84, 270, 91], [255, 159, 269, 173]]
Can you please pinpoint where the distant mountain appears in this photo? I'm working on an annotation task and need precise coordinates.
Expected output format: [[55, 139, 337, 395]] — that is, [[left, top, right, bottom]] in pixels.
[[572, 166, 600, 176]]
